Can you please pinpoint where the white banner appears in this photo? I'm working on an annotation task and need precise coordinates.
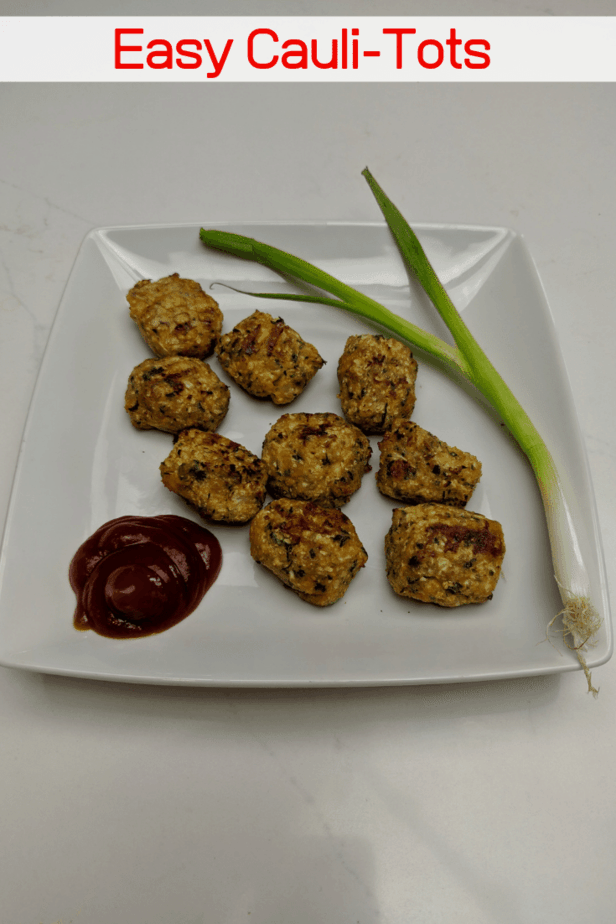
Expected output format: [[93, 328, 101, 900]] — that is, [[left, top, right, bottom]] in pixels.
[[1, 16, 615, 82]]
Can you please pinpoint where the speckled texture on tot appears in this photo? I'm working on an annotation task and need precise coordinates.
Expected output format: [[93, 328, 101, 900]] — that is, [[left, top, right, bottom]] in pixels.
[[127, 273, 223, 359], [215, 310, 324, 404], [250, 499, 368, 606], [377, 420, 482, 507], [125, 356, 230, 434], [160, 429, 267, 525], [385, 504, 505, 607], [337, 334, 418, 433], [262, 412, 372, 509]]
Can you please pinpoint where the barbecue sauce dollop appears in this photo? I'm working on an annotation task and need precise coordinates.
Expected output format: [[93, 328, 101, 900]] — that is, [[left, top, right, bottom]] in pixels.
[[69, 515, 222, 639]]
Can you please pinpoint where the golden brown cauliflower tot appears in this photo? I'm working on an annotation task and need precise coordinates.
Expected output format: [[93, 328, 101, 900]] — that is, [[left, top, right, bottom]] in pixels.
[[125, 356, 229, 434], [127, 273, 223, 358], [337, 334, 418, 433], [385, 504, 505, 607], [250, 499, 368, 606], [160, 430, 267, 525], [216, 310, 324, 404], [377, 420, 482, 507], [262, 412, 372, 509]]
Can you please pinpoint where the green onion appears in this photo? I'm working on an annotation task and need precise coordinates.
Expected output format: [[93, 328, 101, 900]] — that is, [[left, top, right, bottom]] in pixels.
[[199, 169, 602, 694]]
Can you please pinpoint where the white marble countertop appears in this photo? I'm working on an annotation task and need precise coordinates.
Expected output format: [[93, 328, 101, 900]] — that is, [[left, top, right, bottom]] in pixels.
[[1, 3, 616, 923]]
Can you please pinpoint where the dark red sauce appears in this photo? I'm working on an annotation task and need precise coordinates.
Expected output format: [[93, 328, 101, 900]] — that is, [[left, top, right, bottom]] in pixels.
[[69, 515, 222, 639]]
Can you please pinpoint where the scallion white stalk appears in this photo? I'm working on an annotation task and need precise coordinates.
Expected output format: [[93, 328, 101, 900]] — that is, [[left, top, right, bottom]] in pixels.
[[199, 168, 602, 694]]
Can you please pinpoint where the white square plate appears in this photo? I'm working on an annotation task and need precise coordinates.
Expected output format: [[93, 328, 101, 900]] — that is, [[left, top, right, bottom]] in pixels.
[[0, 221, 611, 685]]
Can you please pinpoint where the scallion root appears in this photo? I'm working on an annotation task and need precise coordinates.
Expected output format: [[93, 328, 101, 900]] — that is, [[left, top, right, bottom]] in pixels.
[[547, 596, 602, 696]]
